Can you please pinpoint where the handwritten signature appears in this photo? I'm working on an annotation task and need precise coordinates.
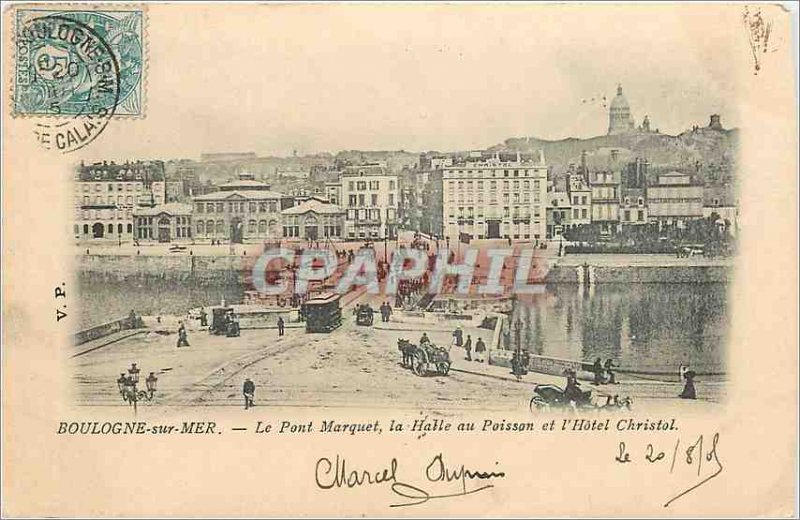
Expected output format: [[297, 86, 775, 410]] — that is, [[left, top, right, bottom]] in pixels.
[[315, 453, 505, 507], [615, 432, 723, 507]]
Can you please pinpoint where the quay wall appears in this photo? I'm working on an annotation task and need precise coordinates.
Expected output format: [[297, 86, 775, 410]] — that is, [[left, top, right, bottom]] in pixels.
[[77, 254, 733, 284], [74, 315, 143, 345]]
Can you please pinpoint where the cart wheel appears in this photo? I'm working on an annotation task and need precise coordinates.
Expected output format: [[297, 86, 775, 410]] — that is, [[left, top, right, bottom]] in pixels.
[[529, 396, 548, 412], [437, 362, 450, 376], [413, 359, 426, 377]]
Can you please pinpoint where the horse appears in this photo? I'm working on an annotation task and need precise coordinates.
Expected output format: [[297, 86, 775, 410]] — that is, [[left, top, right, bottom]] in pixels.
[[397, 339, 417, 368]]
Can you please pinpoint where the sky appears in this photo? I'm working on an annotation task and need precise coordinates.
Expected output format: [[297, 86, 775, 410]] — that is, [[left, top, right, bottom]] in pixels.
[[80, 4, 749, 161]]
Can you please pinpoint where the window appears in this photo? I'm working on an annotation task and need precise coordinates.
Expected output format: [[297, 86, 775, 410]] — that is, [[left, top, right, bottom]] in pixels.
[[357, 181, 367, 190], [248, 220, 257, 233], [197, 203, 204, 213], [216, 203, 223, 213], [83, 224, 89, 234], [582, 196, 587, 205], [624, 210, 631, 221], [118, 223, 123, 234], [388, 194, 394, 206], [582, 208, 588, 218], [389, 180, 396, 190], [250, 203, 257, 212], [348, 181, 354, 190], [107, 224, 114, 233], [573, 208, 579, 218], [197, 221, 205, 235], [117, 183, 123, 191], [216, 220, 224, 234], [638, 210, 644, 221], [358, 194, 365, 206], [638, 197, 644, 207], [371, 194, 378, 206], [258, 220, 267, 234], [369, 180, 379, 190], [207, 220, 215, 233], [349, 195, 357, 207]]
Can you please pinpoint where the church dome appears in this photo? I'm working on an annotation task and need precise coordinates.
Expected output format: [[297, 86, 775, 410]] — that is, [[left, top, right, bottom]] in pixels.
[[610, 85, 630, 111]]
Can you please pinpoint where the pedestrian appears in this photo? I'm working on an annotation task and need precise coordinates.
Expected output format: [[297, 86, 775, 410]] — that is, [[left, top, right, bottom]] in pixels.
[[199, 307, 207, 327], [592, 357, 604, 384], [243, 378, 255, 409], [453, 327, 463, 347], [464, 335, 473, 361], [679, 370, 697, 399], [277, 316, 285, 336], [177, 321, 190, 347], [475, 337, 487, 363], [604, 358, 616, 384], [384, 301, 392, 322]]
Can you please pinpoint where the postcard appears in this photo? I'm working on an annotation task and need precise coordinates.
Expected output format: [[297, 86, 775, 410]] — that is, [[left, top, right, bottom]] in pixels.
[[2, 2, 797, 517]]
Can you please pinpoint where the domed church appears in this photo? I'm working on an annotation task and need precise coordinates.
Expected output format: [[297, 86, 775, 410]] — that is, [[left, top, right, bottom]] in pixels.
[[608, 84, 636, 135]]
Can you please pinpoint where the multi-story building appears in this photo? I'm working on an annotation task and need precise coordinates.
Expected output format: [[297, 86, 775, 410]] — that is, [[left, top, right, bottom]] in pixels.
[[703, 184, 739, 236], [442, 153, 548, 242], [191, 173, 292, 243], [280, 199, 345, 240], [338, 164, 399, 240], [567, 173, 592, 230], [134, 203, 193, 242], [646, 171, 703, 229], [546, 191, 571, 239], [73, 160, 165, 241], [589, 171, 621, 235]]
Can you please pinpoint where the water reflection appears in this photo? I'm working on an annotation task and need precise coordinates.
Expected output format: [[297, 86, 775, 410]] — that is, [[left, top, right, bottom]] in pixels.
[[505, 283, 728, 373], [77, 274, 244, 330]]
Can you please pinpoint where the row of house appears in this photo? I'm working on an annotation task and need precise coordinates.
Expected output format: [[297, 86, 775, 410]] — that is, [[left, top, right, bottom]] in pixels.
[[73, 162, 402, 244], [74, 154, 737, 245], [546, 165, 738, 239]]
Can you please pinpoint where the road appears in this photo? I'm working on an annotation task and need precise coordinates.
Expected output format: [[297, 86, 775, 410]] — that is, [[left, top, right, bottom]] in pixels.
[[73, 308, 722, 413]]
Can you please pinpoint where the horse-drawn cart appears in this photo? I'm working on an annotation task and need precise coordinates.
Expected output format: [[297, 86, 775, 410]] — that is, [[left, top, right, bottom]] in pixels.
[[397, 339, 451, 376]]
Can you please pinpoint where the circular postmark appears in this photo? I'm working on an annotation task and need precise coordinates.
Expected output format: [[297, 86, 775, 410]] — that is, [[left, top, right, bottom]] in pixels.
[[15, 13, 122, 153]]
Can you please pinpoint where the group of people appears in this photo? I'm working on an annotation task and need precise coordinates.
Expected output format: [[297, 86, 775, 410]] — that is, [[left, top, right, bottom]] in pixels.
[[591, 357, 617, 385], [378, 302, 393, 322], [452, 328, 486, 362]]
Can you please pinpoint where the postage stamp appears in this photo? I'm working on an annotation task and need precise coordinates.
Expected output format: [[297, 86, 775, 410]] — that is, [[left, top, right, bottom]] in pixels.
[[13, 7, 145, 118]]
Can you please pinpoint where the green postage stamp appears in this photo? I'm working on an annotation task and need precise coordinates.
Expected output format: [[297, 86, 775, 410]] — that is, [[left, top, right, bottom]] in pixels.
[[13, 6, 145, 117]]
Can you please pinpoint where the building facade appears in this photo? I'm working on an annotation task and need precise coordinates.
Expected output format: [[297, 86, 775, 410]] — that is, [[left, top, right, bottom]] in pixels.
[[280, 199, 345, 240], [546, 191, 571, 239], [646, 172, 704, 229], [589, 171, 621, 235], [338, 164, 399, 240], [442, 153, 548, 242], [134, 203, 193, 242], [567, 173, 592, 229], [191, 174, 290, 242], [73, 160, 166, 241]]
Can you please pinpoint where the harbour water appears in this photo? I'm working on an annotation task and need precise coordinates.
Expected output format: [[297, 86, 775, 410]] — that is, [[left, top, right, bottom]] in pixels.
[[78, 274, 728, 374], [503, 283, 728, 374]]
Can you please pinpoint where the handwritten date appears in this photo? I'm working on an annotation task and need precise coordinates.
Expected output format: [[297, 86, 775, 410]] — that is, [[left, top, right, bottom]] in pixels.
[[615, 433, 723, 508]]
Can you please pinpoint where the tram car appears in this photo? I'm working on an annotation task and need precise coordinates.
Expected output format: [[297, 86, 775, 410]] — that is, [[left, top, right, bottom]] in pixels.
[[303, 293, 342, 333]]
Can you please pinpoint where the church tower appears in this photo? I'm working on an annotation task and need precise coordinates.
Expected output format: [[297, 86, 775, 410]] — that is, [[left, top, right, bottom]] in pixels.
[[608, 84, 635, 135]]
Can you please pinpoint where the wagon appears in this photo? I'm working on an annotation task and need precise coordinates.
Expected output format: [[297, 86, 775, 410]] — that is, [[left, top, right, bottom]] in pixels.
[[355, 304, 374, 326], [303, 293, 342, 333], [397, 339, 450, 376], [209, 307, 240, 337]]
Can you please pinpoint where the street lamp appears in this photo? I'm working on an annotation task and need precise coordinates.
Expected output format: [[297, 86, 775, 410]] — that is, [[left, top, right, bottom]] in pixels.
[[127, 363, 140, 384], [119, 364, 157, 413], [145, 372, 159, 397]]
